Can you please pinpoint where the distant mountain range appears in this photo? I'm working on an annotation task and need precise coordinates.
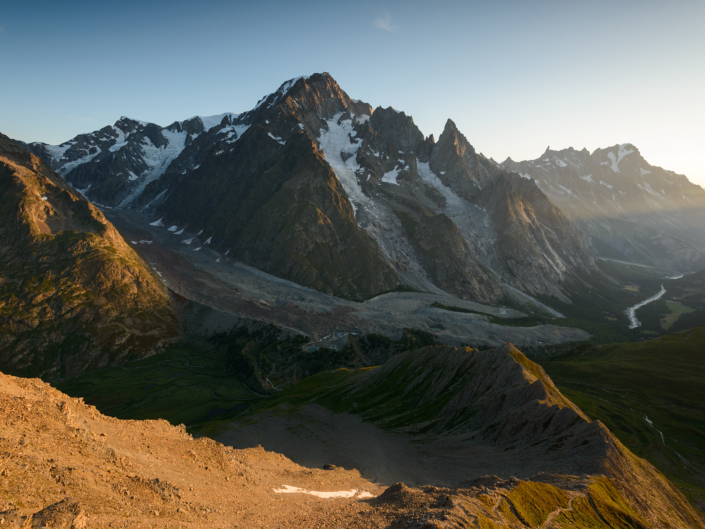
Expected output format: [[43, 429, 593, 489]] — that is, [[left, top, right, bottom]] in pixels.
[[503, 145, 705, 271], [16, 72, 705, 304]]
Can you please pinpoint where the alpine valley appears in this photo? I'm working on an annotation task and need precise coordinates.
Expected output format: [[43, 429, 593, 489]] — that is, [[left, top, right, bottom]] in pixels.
[[2, 73, 705, 528]]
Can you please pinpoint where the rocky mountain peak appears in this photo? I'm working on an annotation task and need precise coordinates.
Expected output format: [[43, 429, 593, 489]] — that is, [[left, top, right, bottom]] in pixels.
[[1, 134, 24, 154], [437, 119, 477, 157], [368, 106, 425, 153], [429, 119, 494, 199]]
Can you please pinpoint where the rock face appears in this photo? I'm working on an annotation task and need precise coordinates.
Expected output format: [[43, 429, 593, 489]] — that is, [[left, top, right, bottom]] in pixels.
[[0, 134, 179, 379], [503, 145, 705, 271], [24, 73, 603, 302], [225, 344, 705, 528]]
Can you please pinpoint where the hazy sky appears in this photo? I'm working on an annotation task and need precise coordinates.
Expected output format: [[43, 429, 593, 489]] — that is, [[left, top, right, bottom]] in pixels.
[[2, 0, 704, 186]]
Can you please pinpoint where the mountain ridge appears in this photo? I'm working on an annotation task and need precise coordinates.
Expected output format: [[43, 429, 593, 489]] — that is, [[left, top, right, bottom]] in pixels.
[[0, 133, 179, 379]]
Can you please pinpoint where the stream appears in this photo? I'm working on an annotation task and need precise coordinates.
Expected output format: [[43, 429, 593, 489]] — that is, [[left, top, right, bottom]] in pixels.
[[625, 274, 684, 329]]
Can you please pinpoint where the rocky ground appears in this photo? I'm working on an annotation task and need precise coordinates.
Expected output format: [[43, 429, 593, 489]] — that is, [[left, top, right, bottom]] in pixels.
[[106, 208, 590, 349], [0, 370, 399, 528]]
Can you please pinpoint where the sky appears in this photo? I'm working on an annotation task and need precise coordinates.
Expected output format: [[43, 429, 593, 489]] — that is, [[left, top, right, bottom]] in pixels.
[[1, 0, 704, 186]]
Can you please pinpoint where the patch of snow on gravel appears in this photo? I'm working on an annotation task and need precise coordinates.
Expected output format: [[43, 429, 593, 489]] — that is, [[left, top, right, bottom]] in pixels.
[[273, 485, 363, 499]]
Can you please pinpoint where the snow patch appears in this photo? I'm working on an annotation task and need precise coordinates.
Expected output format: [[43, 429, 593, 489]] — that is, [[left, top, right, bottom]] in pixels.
[[198, 113, 238, 132], [149, 217, 164, 227], [58, 146, 103, 176], [318, 113, 364, 214], [268, 132, 286, 145], [607, 145, 634, 173], [417, 161, 464, 211], [555, 158, 567, 167], [273, 485, 371, 499], [43, 142, 74, 161], [643, 182, 660, 197], [580, 174, 593, 183], [167, 225, 178, 232], [220, 124, 250, 144], [381, 167, 401, 185], [356, 114, 371, 124]]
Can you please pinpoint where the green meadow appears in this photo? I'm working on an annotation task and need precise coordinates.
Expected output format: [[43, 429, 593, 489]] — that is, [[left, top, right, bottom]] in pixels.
[[56, 342, 263, 428], [542, 326, 705, 512]]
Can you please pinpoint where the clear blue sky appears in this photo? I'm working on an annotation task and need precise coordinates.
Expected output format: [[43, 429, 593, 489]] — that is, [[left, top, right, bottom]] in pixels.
[[2, 0, 704, 185]]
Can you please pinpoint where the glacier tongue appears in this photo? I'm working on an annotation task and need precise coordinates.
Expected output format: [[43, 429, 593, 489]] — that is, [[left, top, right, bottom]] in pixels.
[[318, 113, 364, 215]]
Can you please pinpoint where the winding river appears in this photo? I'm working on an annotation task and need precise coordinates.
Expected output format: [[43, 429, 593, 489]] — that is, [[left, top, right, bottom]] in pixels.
[[625, 274, 684, 329]]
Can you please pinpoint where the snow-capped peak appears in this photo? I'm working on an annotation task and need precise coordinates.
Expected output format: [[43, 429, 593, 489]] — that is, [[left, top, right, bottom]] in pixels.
[[197, 113, 239, 132]]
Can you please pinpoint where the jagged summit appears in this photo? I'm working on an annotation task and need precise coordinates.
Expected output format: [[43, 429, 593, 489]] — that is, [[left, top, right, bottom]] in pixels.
[[34, 72, 702, 303]]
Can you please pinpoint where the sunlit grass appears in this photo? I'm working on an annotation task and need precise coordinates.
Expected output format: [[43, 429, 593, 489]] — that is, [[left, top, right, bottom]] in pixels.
[[661, 301, 695, 330]]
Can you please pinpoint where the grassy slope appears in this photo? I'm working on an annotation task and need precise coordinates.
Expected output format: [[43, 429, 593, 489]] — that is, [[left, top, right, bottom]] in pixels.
[[541, 326, 705, 512], [56, 343, 263, 428]]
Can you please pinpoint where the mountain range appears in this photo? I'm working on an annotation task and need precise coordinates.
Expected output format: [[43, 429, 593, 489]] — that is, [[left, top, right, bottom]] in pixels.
[[2, 72, 705, 526], [21, 73, 705, 308], [503, 145, 705, 271]]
